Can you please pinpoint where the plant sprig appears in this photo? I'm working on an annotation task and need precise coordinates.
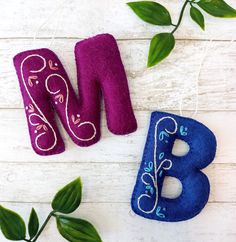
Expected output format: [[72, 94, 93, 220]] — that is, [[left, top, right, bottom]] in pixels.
[[0, 178, 102, 242], [127, 0, 236, 67]]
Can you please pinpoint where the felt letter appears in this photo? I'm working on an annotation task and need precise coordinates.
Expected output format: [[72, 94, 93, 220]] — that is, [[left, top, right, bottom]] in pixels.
[[131, 111, 216, 222], [14, 34, 137, 155]]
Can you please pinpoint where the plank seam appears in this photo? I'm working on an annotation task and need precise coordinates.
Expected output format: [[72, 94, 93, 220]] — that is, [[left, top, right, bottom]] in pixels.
[[0, 37, 235, 42], [0, 201, 235, 204]]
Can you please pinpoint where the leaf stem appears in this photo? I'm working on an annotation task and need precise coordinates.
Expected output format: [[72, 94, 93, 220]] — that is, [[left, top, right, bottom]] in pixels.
[[31, 211, 55, 242], [171, 0, 190, 34]]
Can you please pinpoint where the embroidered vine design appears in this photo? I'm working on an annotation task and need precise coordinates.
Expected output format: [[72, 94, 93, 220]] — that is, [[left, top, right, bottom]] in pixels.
[[137, 116, 178, 217], [48, 59, 59, 70], [55, 94, 64, 104], [180, 125, 188, 136], [36, 124, 48, 132], [20, 54, 97, 152], [156, 206, 166, 218], [28, 75, 38, 87], [21, 54, 58, 152], [71, 114, 81, 125], [45, 73, 96, 141]]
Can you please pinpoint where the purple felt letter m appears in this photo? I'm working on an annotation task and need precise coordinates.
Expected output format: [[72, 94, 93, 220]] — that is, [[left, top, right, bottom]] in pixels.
[[13, 34, 137, 156]]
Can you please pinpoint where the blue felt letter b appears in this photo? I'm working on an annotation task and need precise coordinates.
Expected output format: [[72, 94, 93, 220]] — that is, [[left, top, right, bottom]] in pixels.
[[131, 112, 217, 222]]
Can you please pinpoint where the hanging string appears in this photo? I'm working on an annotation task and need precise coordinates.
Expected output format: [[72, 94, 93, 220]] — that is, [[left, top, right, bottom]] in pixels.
[[179, 38, 212, 118], [31, 0, 77, 90], [32, 0, 67, 49], [180, 36, 235, 118], [30, 1, 235, 116]]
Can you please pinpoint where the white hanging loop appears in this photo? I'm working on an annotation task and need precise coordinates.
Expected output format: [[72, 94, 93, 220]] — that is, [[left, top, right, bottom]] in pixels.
[[174, 38, 213, 118], [32, 0, 67, 49]]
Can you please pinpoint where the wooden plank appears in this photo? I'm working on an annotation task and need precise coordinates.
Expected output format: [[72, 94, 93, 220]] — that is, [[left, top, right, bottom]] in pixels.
[[0, 110, 234, 164], [0, 0, 236, 40], [1, 39, 236, 110], [0, 162, 235, 203], [0, 202, 235, 242], [0, 1, 235, 242]]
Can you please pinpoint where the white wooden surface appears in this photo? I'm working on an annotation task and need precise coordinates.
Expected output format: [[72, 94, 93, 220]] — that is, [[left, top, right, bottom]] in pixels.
[[0, 0, 236, 241]]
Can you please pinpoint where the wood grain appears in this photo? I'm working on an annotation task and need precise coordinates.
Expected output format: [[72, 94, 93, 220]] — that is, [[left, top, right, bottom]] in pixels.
[[0, 110, 234, 164], [1, 39, 236, 110], [0, 202, 235, 242], [0, 0, 235, 241], [0, 162, 235, 203], [0, 0, 236, 40]]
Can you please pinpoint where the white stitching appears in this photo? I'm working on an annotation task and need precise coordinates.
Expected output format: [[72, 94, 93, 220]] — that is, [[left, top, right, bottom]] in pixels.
[[137, 116, 177, 215], [20, 54, 58, 152], [45, 73, 96, 141]]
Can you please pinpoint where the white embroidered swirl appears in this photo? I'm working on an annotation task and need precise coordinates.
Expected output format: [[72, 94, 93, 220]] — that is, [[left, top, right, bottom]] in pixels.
[[20, 54, 57, 152], [137, 116, 178, 214], [45, 73, 96, 141]]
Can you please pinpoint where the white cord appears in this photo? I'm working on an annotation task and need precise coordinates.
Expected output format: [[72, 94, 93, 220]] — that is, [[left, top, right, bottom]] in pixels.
[[175, 38, 212, 118], [32, 0, 67, 49], [177, 26, 236, 119]]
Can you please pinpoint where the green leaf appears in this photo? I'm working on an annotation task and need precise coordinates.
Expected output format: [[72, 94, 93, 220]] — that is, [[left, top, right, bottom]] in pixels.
[[0, 205, 26, 241], [127, 1, 172, 25], [28, 208, 39, 239], [197, 0, 236, 18], [190, 6, 205, 30], [52, 177, 82, 214], [148, 33, 175, 67], [56, 215, 102, 242]]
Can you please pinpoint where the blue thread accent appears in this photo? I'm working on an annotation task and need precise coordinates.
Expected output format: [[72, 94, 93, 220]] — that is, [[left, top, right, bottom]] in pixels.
[[131, 111, 217, 222], [180, 126, 188, 136], [159, 131, 169, 141], [146, 185, 151, 189], [150, 188, 154, 194], [156, 206, 166, 218], [159, 152, 165, 160], [144, 161, 153, 173], [145, 185, 154, 195]]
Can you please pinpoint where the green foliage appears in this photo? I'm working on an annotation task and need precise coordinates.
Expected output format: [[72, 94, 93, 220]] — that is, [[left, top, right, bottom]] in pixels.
[[0, 206, 26, 241], [28, 208, 39, 240], [52, 177, 82, 214], [57, 215, 102, 242], [190, 5, 205, 30], [0, 178, 102, 242], [148, 33, 175, 67], [197, 0, 236, 18], [127, 0, 236, 67], [127, 1, 172, 25]]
